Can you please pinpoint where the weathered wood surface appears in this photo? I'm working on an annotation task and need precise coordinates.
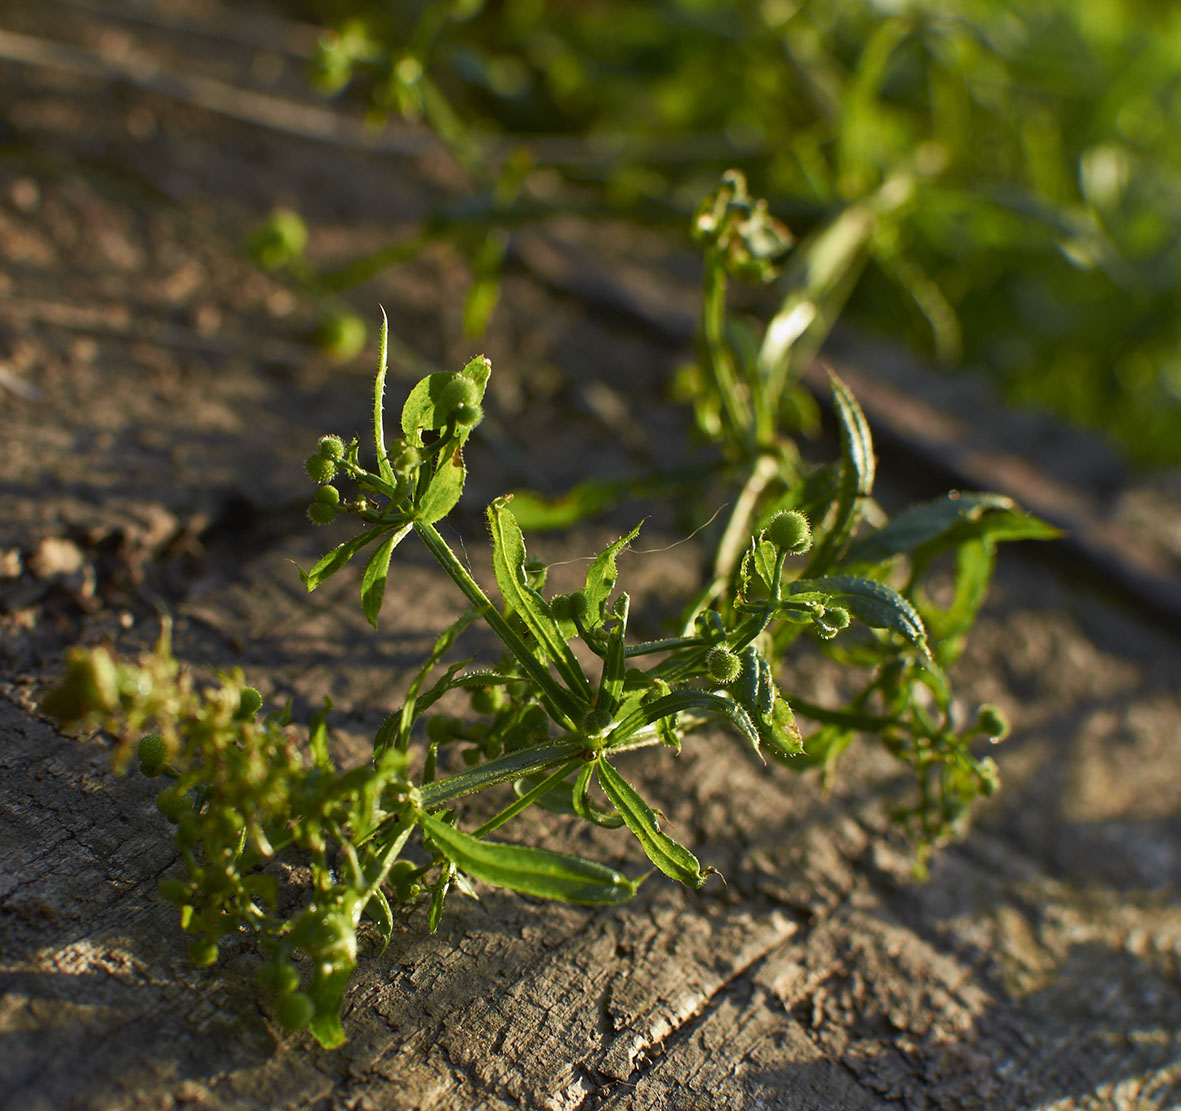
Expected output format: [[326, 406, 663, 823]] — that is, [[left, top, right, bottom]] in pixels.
[[2, 4, 1180, 1109]]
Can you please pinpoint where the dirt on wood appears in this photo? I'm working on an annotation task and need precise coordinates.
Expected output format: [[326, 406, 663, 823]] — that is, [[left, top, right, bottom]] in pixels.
[[2, 3, 1179, 1110]]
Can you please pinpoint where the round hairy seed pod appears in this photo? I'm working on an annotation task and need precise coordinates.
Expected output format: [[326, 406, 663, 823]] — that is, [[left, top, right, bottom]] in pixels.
[[317, 434, 346, 460], [307, 501, 338, 526], [315, 484, 341, 506], [764, 510, 812, 554], [706, 645, 743, 684], [136, 733, 168, 777], [305, 453, 337, 484]]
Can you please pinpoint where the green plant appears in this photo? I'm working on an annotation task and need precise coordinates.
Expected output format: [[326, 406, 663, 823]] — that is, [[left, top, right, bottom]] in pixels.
[[43, 175, 1053, 1047]]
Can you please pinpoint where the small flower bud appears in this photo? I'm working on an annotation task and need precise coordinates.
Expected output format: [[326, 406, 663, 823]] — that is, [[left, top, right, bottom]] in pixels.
[[706, 645, 743, 684], [136, 733, 168, 777], [317, 434, 346, 461], [763, 510, 812, 554], [305, 453, 337, 484]]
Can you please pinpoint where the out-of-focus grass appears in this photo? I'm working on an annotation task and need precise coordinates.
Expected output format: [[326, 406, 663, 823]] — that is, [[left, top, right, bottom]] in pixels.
[[291, 0, 1181, 468]]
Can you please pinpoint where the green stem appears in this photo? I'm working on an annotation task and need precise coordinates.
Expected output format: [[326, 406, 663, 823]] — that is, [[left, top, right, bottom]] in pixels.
[[701, 246, 752, 447], [683, 452, 781, 633], [413, 519, 582, 729], [474, 759, 581, 838], [419, 724, 674, 809], [624, 635, 706, 658]]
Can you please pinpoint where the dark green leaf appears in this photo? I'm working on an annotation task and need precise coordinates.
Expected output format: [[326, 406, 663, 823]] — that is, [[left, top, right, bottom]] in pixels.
[[572, 762, 624, 828], [789, 575, 929, 655], [596, 758, 704, 888], [611, 688, 761, 754], [419, 811, 640, 905], [846, 493, 1056, 565], [806, 372, 874, 574]]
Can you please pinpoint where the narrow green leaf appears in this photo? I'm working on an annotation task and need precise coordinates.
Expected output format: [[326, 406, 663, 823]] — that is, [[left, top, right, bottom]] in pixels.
[[583, 523, 643, 627], [299, 527, 386, 591], [572, 762, 624, 828], [596, 593, 629, 716], [427, 863, 453, 932], [596, 758, 704, 889], [307, 965, 353, 1049], [361, 524, 411, 628], [363, 887, 395, 951], [487, 497, 591, 699], [806, 372, 874, 574], [611, 688, 760, 754], [846, 493, 1057, 565], [419, 811, 639, 905]]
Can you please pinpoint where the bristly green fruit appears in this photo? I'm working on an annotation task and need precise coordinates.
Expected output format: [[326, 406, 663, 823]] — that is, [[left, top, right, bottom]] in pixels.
[[764, 510, 812, 553], [136, 734, 168, 777], [706, 645, 743, 684], [318, 435, 346, 461], [305, 453, 337, 484], [307, 501, 338, 525]]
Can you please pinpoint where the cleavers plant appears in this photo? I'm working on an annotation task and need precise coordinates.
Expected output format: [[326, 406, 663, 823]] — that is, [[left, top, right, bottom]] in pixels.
[[42, 173, 1054, 1048]]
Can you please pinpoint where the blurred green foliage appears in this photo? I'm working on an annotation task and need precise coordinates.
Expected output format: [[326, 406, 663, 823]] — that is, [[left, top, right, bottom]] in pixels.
[[294, 0, 1181, 467]]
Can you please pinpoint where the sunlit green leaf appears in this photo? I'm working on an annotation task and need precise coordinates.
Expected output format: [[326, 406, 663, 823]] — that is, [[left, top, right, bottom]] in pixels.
[[596, 758, 704, 888], [420, 811, 640, 905]]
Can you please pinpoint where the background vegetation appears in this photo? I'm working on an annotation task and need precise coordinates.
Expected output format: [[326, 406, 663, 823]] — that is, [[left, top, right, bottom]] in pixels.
[[283, 0, 1181, 467]]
